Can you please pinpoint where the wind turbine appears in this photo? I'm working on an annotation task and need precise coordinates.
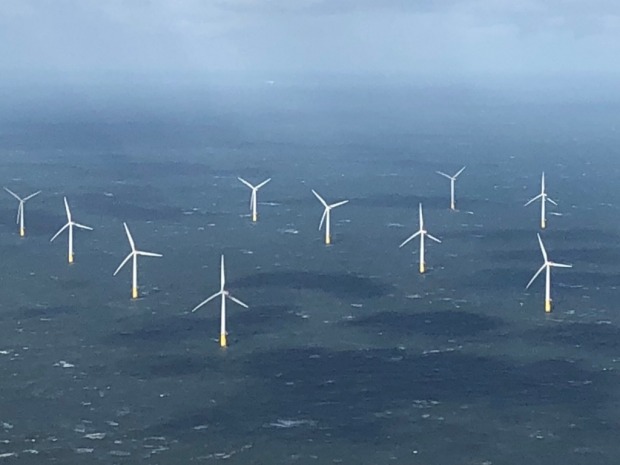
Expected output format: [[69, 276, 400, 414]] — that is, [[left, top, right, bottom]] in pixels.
[[399, 203, 441, 273], [526, 233, 572, 313], [191, 255, 249, 348], [3, 187, 41, 237], [50, 197, 93, 263], [436, 166, 466, 210], [525, 172, 557, 229], [114, 222, 162, 299], [237, 177, 271, 222], [312, 189, 349, 245]]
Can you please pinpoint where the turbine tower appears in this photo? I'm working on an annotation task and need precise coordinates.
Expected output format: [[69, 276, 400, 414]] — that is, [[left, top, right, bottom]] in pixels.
[[525, 172, 557, 229], [50, 197, 93, 263], [238, 177, 271, 222], [399, 203, 441, 273], [312, 189, 349, 245], [526, 233, 572, 312], [113, 222, 162, 299], [436, 166, 466, 210], [4, 187, 41, 237], [192, 255, 249, 348]]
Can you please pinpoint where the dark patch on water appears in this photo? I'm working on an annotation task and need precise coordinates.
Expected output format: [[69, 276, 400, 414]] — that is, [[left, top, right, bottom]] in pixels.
[[527, 321, 620, 356], [231, 271, 391, 298], [14, 305, 78, 320], [349, 310, 502, 338]]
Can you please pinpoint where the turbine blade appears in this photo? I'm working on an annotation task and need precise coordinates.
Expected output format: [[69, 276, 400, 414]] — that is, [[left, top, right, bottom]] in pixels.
[[23, 190, 41, 201], [220, 255, 225, 291], [237, 177, 254, 189], [227, 294, 249, 308], [524, 193, 543, 206], [329, 199, 349, 209], [319, 209, 327, 230], [550, 262, 572, 268], [3, 187, 21, 201], [123, 222, 136, 251], [16, 202, 22, 224], [541, 172, 545, 192], [418, 203, 423, 227], [113, 253, 134, 276], [256, 178, 271, 189], [191, 291, 223, 312], [436, 171, 452, 180], [547, 197, 558, 206], [137, 251, 162, 258], [63, 197, 72, 222], [312, 189, 328, 207], [537, 233, 548, 262], [50, 223, 69, 242], [453, 166, 466, 178], [526, 264, 547, 289], [399, 230, 421, 248], [250, 190, 256, 209], [74, 223, 93, 231], [426, 233, 442, 243]]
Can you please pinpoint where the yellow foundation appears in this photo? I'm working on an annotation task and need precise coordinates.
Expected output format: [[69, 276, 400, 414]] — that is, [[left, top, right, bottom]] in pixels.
[[220, 333, 227, 348], [541, 219, 546, 229], [545, 299, 551, 313], [68, 254, 74, 264], [252, 212, 257, 222], [326, 236, 331, 245], [419, 263, 425, 273], [19, 228, 25, 237], [132, 287, 138, 299]]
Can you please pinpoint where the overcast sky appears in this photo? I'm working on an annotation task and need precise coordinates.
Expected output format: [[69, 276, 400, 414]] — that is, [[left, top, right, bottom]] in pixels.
[[1, 0, 619, 82]]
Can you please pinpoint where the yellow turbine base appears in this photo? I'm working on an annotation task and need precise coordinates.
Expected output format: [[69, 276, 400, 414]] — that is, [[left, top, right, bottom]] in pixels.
[[326, 236, 331, 245], [419, 263, 425, 274], [450, 203, 455, 211], [545, 300, 552, 313], [252, 213, 257, 222], [220, 333, 227, 348], [19, 228, 25, 237], [132, 287, 138, 299], [68, 254, 74, 264], [541, 220, 546, 229]]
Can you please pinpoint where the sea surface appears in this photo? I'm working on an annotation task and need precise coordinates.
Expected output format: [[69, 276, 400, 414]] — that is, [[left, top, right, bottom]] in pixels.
[[1, 82, 620, 463]]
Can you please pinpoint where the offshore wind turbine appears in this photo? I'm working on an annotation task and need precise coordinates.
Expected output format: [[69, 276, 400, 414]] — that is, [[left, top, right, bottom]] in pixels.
[[436, 166, 466, 210], [50, 197, 93, 263], [525, 172, 557, 229], [312, 189, 349, 245], [191, 255, 249, 348], [526, 233, 572, 313], [3, 187, 41, 237], [399, 203, 441, 273], [237, 177, 271, 222], [114, 222, 162, 299]]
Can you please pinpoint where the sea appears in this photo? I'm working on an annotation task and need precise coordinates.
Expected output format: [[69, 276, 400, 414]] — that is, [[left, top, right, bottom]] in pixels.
[[0, 77, 619, 464]]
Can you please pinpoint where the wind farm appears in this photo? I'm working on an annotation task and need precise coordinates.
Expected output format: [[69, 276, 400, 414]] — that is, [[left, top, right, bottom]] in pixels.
[[191, 254, 249, 348], [49, 197, 93, 263], [312, 189, 349, 245], [3, 187, 41, 237]]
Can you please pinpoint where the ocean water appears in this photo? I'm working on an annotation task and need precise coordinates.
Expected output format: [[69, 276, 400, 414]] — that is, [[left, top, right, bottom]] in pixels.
[[1, 82, 620, 463]]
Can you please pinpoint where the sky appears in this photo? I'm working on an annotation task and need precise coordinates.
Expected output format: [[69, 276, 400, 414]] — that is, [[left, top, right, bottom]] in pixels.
[[0, 0, 619, 84]]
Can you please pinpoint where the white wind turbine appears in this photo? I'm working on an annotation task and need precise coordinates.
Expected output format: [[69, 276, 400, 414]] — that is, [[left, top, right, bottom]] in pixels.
[[113, 222, 162, 299], [191, 255, 249, 348], [525, 172, 557, 229], [399, 203, 441, 273], [436, 166, 466, 210], [312, 189, 349, 245], [526, 233, 572, 313], [4, 187, 41, 237], [237, 177, 271, 222], [50, 197, 93, 263]]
